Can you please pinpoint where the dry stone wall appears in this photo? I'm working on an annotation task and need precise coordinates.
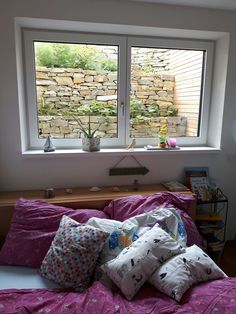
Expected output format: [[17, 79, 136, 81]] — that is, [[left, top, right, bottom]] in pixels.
[[36, 67, 175, 114], [39, 115, 186, 139], [36, 53, 186, 139]]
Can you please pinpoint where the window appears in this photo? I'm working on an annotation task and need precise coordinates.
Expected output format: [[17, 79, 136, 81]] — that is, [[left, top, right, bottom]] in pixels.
[[23, 29, 213, 149]]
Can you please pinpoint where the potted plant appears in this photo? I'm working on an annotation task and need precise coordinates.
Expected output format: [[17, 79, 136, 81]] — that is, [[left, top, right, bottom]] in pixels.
[[73, 115, 102, 152], [158, 123, 168, 148]]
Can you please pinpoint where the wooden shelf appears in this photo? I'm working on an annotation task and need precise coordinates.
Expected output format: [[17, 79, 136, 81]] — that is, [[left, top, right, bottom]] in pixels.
[[0, 184, 170, 208], [0, 184, 195, 238]]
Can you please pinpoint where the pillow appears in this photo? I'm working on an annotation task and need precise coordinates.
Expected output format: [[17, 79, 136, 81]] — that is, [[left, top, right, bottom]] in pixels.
[[40, 215, 109, 291], [103, 192, 196, 221], [87, 217, 139, 264], [101, 224, 185, 300], [103, 192, 203, 247], [88, 207, 186, 264], [0, 198, 108, 268], [149, 244, 227, 302], [87, 217, 139, 289], [176, 209, 203, 247], [126, 207, 187, 247], [88, 208, 186, 289]]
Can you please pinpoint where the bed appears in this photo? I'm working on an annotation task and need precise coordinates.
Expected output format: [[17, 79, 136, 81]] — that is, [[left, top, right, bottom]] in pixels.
[[0, 191, 236, 313]]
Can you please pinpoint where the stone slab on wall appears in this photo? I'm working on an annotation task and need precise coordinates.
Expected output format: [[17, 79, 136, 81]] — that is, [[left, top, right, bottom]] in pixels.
[[38, 115, 187, 139], [36, 66, 175, 114]]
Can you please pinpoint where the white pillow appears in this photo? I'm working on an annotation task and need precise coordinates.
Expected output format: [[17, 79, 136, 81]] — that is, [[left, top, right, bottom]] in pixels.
[[149, 244, 227, 302], [87, 217, 138, 263], [101, 224, 184, 300], [126, 206, 187, 246], [88, 206, 186, 266], [87, 217, 139, 288]]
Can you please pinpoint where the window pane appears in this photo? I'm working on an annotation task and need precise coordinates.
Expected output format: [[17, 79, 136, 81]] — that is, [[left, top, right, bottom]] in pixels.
[[34, 42, 118, 139], [130, 47, 204, 139]]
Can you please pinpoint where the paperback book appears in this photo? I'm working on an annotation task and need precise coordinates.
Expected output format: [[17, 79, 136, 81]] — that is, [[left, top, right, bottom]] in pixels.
[[161, 181, 190, 192], [184, 167, 210, 201]]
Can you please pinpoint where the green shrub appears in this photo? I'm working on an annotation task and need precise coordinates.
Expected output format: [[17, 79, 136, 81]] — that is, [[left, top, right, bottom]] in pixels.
[[35, 42, 117, 71], [38, 99, 117, 117], [166, 104, 178, 116], [132, 115, 150, 124], [130, 99, 161, 118], [101, 59, 117, 72], [38, 97, 177, 119], [146, 104, 160, 117], [130, 99, 146, 118]]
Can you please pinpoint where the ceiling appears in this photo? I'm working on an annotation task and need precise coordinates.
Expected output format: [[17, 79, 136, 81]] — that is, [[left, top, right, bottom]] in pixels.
[[129, 0, 236, 11]]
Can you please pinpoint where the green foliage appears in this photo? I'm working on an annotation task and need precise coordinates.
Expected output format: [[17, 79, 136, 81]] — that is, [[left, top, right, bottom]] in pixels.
[[101, 59, 117, 72], [146, 104, 160, 117], [72, 46, 98, 70], [38, 97, 178, 120], [38, 97, 178, 123], [35, 44, 56, 68], [35, 42, 117, 71], [143, 65, 153, 73], [166, 104, 178, 116], [132, 115, 150, 124], [73, 115, 103, 138], [38, 100, 117, 117], [130, 99, 160, 118], [130, 99, 146, 118], [64, 102, 116, 117], [38, 97, 59, 115]]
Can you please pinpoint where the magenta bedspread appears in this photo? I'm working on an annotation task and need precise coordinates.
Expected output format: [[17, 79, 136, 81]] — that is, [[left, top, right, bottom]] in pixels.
[[0, 278, 236, 314]]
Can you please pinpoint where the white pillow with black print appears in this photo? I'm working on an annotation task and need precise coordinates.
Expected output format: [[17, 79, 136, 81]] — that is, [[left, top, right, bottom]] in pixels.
[[101, 224, 185, 300], [87, 217, 139, 289], [149, 244, 227, 302]]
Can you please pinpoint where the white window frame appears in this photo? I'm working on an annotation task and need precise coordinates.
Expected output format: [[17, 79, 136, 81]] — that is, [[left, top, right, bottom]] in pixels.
[[23, 29, 214, 149], [24, 30, 127, 149], [126, 37, 214, 147]]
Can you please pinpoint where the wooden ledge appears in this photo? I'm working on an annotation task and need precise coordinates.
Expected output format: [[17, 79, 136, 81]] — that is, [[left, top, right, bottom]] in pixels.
[[0, 184, 195, 238]]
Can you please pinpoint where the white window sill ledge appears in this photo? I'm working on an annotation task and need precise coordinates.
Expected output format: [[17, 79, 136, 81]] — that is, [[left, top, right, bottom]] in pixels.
[[22, 146, 221, 158]]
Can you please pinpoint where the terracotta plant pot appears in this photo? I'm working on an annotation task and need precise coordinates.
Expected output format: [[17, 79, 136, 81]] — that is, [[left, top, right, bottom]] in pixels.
[[82, 137, 100, 152], [159, 142, 167, 149]]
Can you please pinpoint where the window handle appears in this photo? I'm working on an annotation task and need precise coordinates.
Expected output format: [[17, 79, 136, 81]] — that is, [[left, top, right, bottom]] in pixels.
[[120, 101, 125, 116]]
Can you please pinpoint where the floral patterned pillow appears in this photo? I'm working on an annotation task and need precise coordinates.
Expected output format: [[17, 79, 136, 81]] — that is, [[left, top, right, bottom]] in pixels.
[[101, 224, 184, 300], [149, 244, 227, 302], [40, 215, 109, 291]]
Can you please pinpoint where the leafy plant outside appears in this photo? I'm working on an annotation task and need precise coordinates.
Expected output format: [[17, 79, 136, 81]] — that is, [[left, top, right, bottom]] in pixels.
[[38, 98, 178, 118], [35, 43, 117, 72], [38, 100, 117, 117]]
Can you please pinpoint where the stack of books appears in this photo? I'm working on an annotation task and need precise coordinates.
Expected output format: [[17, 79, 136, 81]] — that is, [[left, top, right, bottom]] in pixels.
[[196, 213, 225, 252], [196, 213, 222, 223], [203, 233, 225, 252], [198, 220, 224, 233]]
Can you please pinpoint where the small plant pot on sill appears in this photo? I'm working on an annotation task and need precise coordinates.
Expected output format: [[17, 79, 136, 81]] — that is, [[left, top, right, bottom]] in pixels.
[[82, 137, 100, 152], [159, 142, 167, 149]]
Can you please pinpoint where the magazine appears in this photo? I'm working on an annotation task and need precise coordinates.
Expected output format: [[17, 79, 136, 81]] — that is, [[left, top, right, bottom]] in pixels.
[[161, 181, 189, 192], [184, 167, 210, 201]]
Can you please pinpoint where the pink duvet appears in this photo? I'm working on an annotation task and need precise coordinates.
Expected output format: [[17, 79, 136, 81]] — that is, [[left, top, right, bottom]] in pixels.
[[0, 193, 234, 313], [0, 278, 236, 313]]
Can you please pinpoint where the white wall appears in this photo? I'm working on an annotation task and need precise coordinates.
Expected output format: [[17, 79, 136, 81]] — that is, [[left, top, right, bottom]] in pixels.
[[0, 0, 236, 239]]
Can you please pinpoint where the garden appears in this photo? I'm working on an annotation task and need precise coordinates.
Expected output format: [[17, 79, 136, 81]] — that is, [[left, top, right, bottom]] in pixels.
[[35, 42, 187, 140]]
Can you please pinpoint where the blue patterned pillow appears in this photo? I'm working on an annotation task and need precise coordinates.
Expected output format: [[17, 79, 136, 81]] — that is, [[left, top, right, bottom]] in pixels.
[[87, 217, 139, 264], [40, 215, 109, 291]]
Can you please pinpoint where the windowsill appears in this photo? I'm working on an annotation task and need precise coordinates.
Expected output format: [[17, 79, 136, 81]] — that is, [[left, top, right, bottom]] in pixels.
[[21, 146, 221, 157]]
